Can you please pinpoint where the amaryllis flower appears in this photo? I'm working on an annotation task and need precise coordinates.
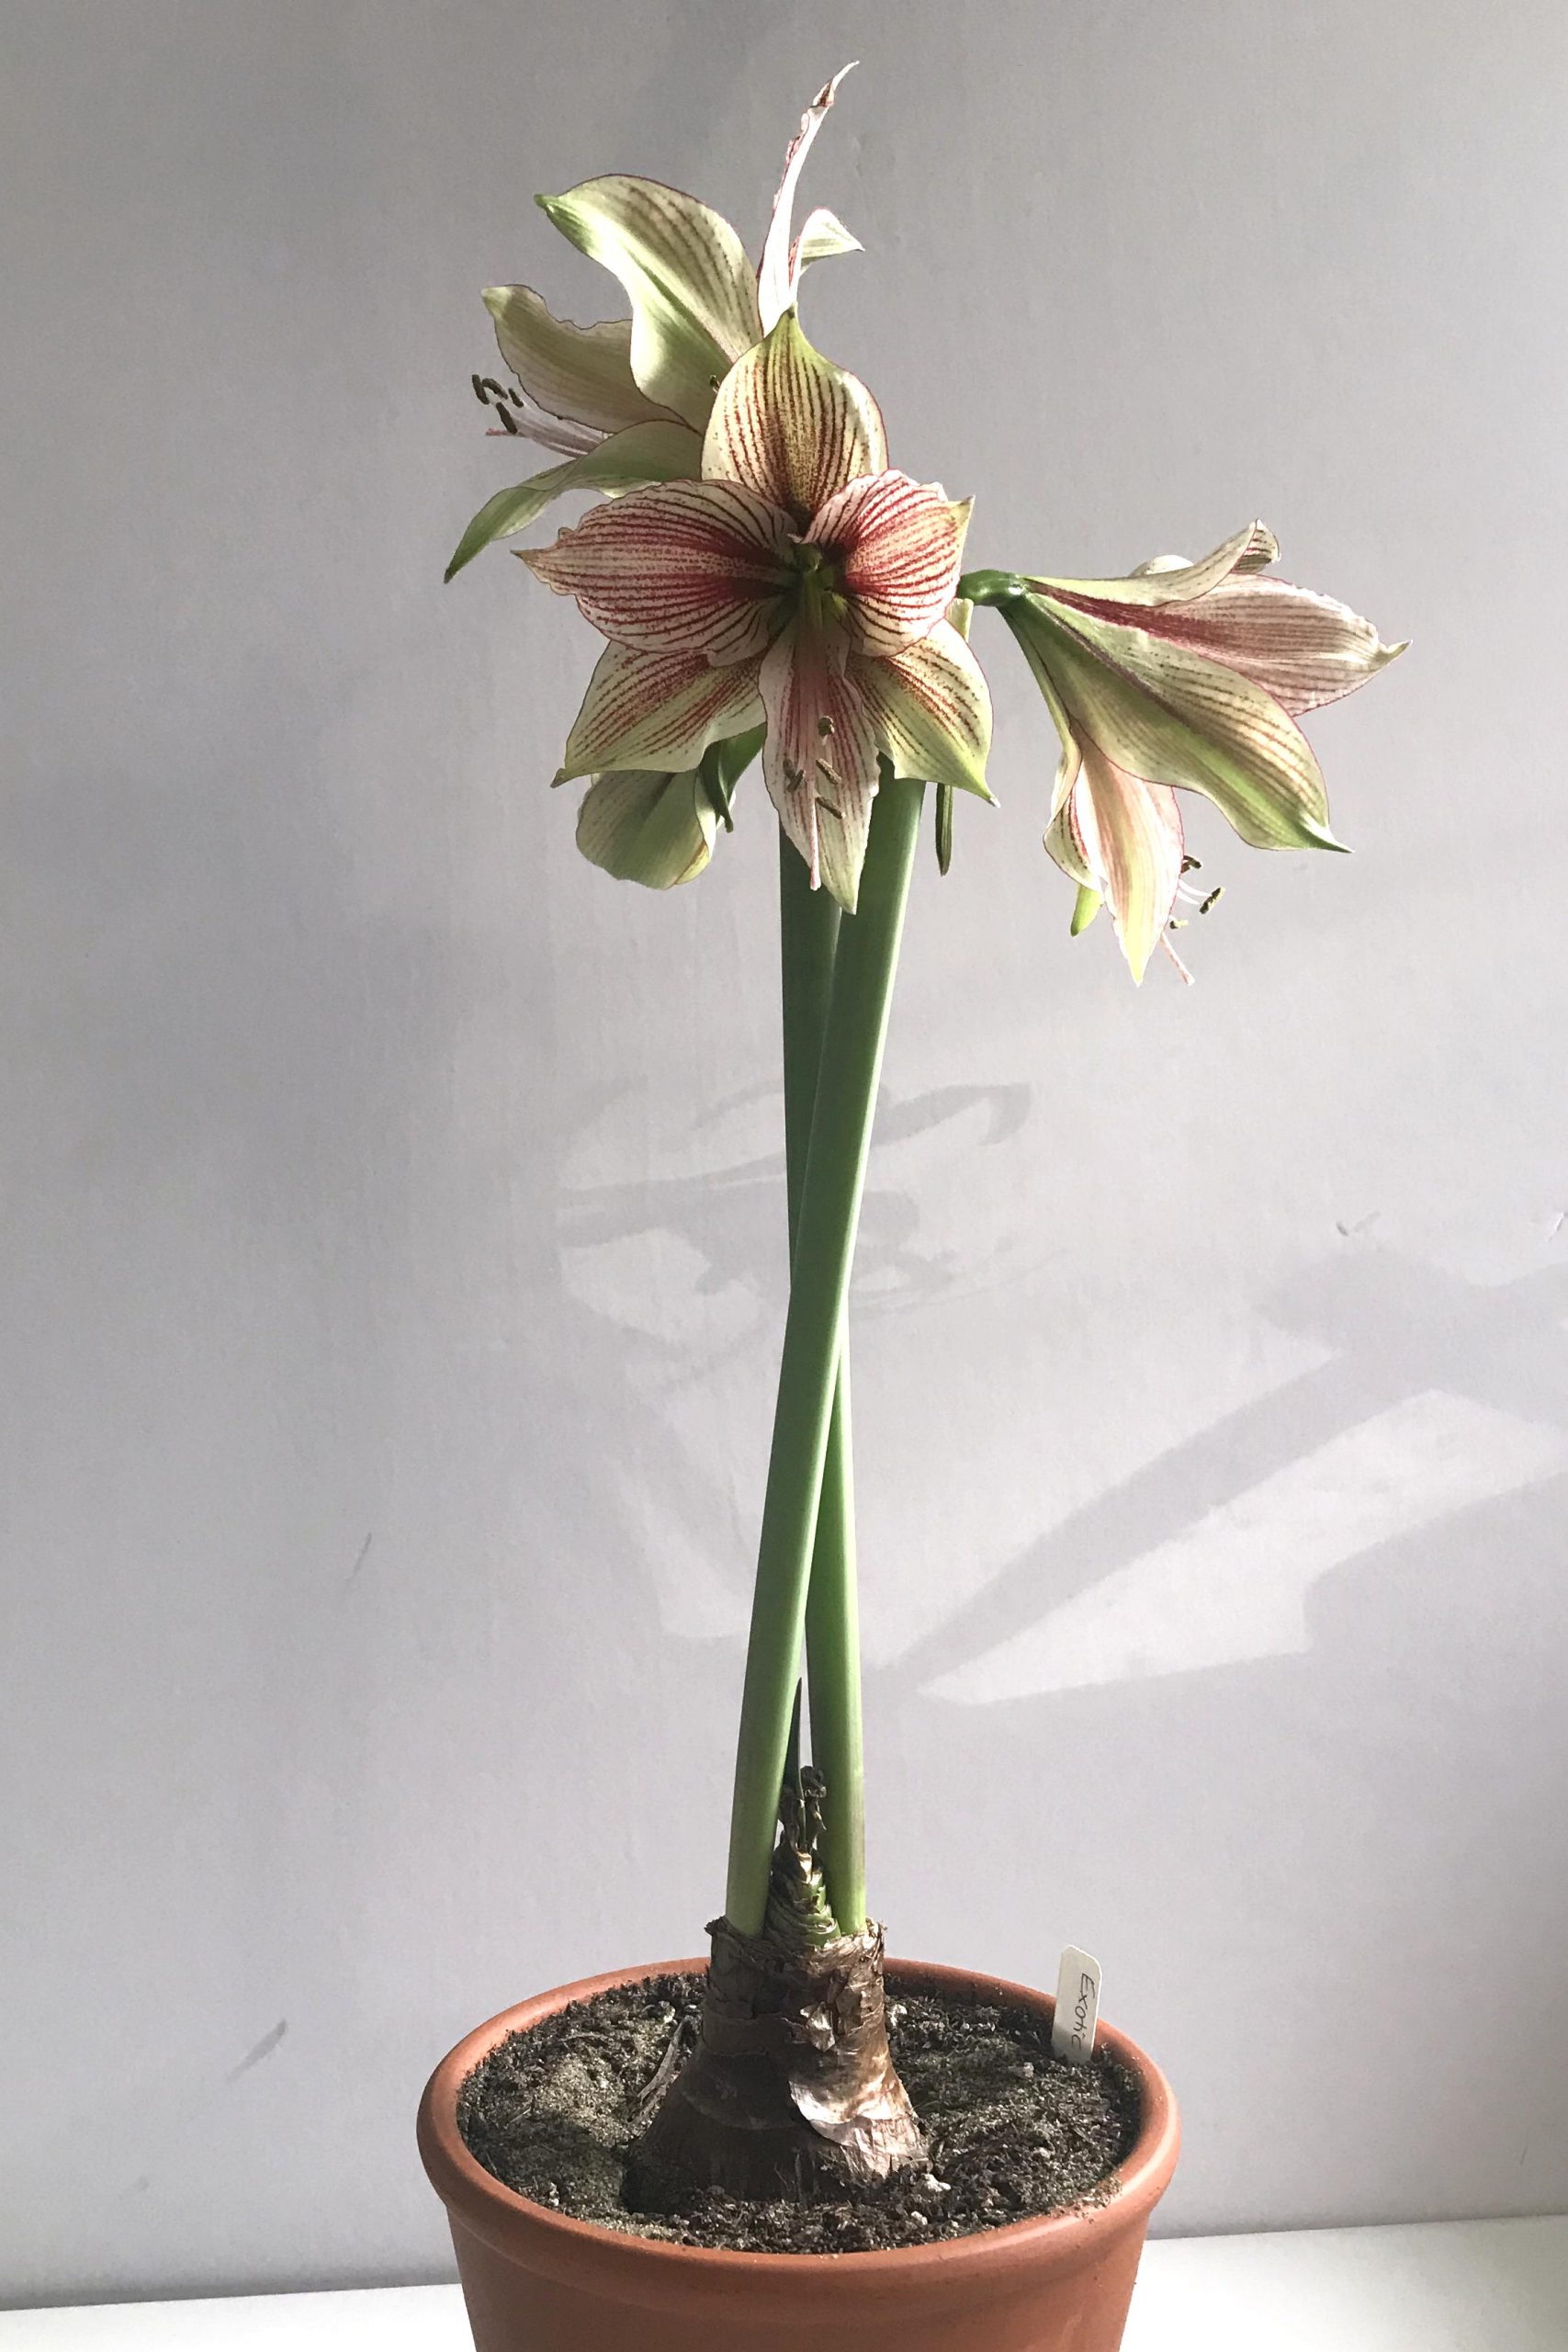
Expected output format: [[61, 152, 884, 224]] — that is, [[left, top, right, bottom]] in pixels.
[[446, 72, 861, 580], [995, 526, 1406, 979], [520, 311, 994, 910]]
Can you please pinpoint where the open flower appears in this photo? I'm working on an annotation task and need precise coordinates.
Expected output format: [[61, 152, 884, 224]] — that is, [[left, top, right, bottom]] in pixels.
[[446, 72, 862, 580], [995, 526, 1406, 979], [520, 312, 993, 910]]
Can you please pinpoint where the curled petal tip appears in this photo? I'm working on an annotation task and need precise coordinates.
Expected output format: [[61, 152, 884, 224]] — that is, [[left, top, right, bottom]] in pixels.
[[814, 62, 858, 102], [1237, 521, 1280, 572]]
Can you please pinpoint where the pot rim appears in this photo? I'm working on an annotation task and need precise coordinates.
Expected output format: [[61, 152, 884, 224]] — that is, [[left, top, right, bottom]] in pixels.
[[419, 1954, 1179, 2297]]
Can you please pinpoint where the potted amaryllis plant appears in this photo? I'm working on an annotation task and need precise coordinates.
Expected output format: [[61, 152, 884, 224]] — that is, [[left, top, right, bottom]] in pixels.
[[417, 68, 1404, 2352]]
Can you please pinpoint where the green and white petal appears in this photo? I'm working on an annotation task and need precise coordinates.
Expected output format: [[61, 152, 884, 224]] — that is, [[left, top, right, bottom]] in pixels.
[[1023, 602, 1341, 852], [1032, 522, 1277, 611], [1035, 662, 1106, 925], [795, 207, 862, 268], [1014, 613, 1089, 830], [575, 767, 717, 887], [1043, 792, 1093, 888], [559, 643, 764, 780], [852, 619, 994, 800], [445, 420, 704, 581], [482, 285, 677, 435], [759, 64, 856, 333], [538, 175, 762, 428], [704, 310, 886, 521]]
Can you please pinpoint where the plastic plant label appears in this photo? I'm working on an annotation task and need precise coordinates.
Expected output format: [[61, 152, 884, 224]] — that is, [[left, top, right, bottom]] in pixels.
[[1051, 1946, 1102, 2064]]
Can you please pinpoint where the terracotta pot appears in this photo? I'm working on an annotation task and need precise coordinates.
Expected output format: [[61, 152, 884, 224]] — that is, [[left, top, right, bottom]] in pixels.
[[419, 1957, 1179, 2352]]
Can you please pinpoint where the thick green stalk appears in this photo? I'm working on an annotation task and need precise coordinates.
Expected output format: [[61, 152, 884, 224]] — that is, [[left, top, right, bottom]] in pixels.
[[726, 781, 923, 1937], [778, 839, 866, 1934], [803, 1368, 864, 1929]]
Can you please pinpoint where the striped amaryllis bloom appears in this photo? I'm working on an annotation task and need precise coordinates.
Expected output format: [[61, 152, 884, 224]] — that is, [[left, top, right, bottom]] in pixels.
[[1000, 525, 1407, 980], [521, 310, 993, 909]]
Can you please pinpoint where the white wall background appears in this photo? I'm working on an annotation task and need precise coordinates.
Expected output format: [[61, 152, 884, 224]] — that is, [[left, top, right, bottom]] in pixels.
[[4, 0, 1565, 2309]]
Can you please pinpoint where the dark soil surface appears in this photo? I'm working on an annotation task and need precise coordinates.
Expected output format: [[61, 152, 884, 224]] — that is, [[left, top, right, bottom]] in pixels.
[[457, 1973, 1140, 2254]]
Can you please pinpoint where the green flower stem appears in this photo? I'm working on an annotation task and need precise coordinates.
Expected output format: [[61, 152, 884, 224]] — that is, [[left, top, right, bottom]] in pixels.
[[803, 1368, 865, 1930], [725, 781, 924, 1938], [778, 838, 866, 1936]]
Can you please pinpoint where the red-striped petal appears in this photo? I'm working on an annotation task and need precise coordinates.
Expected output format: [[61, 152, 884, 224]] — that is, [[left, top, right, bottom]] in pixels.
[[703, 311, 886, 522], [807, 471, 971, 655], [559, 643, 765, 779], [521, 479, 794, 661], [759, 621, 881, 909], [1134, 575, 1406, 715], [852, 620, 993, 798]]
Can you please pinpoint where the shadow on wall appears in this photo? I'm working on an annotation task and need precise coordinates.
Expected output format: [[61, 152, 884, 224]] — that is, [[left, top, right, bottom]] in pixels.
[[557, 1064, 1568, 1696], [900, 1246, 1568, 1703], [554, 1076, 1032, 1636]]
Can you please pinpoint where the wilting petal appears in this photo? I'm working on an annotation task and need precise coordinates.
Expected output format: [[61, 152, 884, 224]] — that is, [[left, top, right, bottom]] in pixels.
[[1032, 522, 1279, 611], [482, 287, 678, 436], [538, 176, 762, 428], [852, 619, 993, 799], [704, 311, 886, 521], [446, 420, 704, 582], [759, 621, 881, 908], [1018, 600, 1340, 852], [808, 471, 971, 655], [1134, 573, 1407, 715], [575, 767, 717, 887], [521, 478, 793, 659], [759, 64, 856, 333], [559, 643, 764, 779], [1054, 757, 1185, 985]]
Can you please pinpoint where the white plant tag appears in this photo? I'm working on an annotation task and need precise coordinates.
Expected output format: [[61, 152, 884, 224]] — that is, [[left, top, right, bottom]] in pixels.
[[1052, 1946, 1102, 2064]]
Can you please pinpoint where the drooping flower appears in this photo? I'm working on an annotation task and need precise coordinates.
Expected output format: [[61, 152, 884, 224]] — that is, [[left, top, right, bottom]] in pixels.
[[446, 71, 862, 580], [520, 312, 993, 910], [993, 526, 1406, 979]]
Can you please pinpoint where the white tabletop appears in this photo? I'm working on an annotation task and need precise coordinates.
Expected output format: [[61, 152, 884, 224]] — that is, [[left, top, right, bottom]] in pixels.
[[4, 2217, 1564, 2350]]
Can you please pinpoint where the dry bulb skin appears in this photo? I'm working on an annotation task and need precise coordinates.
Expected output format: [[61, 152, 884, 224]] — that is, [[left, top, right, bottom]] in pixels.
[[631, 1757, 925, 2199]]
